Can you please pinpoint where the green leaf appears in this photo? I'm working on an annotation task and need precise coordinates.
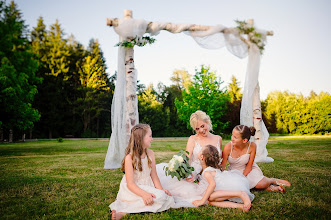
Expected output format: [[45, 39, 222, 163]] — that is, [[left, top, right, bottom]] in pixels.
[[182, 163, 187, 170]]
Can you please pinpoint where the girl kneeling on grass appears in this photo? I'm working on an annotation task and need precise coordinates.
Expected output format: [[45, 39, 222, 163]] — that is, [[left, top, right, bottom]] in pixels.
[[193, 145, 253, 212], [221, 125, 291, 193], [110, 124, 174, 220]]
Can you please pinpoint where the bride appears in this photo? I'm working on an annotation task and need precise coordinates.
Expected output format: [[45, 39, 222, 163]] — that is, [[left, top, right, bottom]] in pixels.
[[156, 110, 254, 208]]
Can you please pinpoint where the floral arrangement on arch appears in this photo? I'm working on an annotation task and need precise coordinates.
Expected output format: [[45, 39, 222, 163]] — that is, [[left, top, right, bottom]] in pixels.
[[163, 150, 195, 181], [115, 35, 156, 48], [235, 20, 266, 54]]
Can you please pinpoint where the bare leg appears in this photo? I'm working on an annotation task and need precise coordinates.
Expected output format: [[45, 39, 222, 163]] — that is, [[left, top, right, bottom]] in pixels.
[[266, 184, 285, 193], [209, 190, 241, 202], [208, 190, 238, 202], [209, 190, 251, 212], [255, 177, 290, 191], [239, 191, 252, 212], [209, 201, 250, 212], [274, 178, 291, 187], [112, 210, 127, 220], [211, 197, 233, 202]]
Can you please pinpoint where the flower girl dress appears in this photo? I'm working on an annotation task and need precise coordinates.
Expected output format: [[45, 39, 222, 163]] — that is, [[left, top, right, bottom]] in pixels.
[[110, 157, 175, 213], [198, 167, 255, 203]]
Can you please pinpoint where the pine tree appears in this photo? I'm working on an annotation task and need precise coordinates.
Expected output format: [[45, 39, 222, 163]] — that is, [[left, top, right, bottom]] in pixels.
[[228, 75, 242, 102], [138, 84, 170, 137], [224, 75, 242, 133], [30, 19, 71, 138], [170, 69, 191, 92], [74, 39, 110, 136]]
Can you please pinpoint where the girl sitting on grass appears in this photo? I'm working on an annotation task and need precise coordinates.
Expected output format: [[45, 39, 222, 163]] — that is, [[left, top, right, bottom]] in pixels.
[[221, 125, 291, 193], [192, 145, 253, 212], [110, 124, 174, 220]]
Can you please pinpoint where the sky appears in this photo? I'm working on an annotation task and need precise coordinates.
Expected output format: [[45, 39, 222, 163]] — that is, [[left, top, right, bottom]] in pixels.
[[14, 0, 331, 100]]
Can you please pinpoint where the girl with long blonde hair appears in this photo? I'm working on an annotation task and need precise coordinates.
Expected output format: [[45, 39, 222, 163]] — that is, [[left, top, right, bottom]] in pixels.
[[110, 124, 174, 219]]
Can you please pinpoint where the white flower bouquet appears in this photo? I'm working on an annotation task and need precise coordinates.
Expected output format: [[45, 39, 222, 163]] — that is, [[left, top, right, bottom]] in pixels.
[[163, 150, 194, 181]]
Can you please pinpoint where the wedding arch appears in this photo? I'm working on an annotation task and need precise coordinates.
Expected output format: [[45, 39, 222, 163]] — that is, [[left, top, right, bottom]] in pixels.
[[104, 10, 274, 169]]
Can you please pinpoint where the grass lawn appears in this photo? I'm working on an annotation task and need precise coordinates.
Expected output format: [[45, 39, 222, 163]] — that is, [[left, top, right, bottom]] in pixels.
[[0, 137, 330, 219]]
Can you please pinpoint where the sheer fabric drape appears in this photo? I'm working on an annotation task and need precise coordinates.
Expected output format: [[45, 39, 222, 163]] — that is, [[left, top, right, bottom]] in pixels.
[[104, 19, 272, 169], [104, 19, 147, 169], [240, 44, 273, 162]]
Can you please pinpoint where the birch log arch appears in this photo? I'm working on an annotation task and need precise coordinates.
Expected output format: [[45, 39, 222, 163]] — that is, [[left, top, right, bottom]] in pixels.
[[104, 10, 274, 169]]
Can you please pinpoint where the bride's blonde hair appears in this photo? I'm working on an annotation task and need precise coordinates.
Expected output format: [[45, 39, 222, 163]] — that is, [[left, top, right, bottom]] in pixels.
[[190, 110, 213, 132], [121, 124, 152, 172]]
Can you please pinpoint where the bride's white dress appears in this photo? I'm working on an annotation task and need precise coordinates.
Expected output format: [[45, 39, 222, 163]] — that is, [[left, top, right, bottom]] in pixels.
[[156, 137, 254, 208]]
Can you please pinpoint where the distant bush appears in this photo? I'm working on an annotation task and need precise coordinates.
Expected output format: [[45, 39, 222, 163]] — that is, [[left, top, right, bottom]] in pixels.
[[264, 91, 331, 135]]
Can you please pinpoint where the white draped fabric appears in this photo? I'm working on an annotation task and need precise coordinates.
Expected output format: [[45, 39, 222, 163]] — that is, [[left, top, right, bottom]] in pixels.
[[104, 46, 125, 169], [240, 44, 273, 163], [104, 18, 146, 169], [104, 18, 272, 169]]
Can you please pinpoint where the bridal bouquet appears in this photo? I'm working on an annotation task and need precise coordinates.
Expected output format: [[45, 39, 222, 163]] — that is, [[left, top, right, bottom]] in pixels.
[[163, 150, 194, 181]]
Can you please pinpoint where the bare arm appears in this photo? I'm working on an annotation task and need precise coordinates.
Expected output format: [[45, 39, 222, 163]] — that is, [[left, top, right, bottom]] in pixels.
[[149, 149, 172, 196], [185, 136, 195, 165], [218, 136, 223, 164], [192, 171, 216, 207], [124, 155, 156, 205], [243, 142, 256, 176], [220, 143, 231, 171], [185, 136, 196, 182], [218, 136, 223, 152]]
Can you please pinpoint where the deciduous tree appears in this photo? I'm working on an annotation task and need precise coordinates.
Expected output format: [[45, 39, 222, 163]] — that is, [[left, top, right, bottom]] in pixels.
[[175, 65, 230, 134], [0, 1, 40, 141]]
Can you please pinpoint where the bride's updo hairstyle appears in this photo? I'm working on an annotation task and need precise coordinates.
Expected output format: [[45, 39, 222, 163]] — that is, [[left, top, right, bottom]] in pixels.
[[190, 110, 213, 133], [234, 125, 256, 141], [121, 124, 152, 172], [201, 145, 220, 169]]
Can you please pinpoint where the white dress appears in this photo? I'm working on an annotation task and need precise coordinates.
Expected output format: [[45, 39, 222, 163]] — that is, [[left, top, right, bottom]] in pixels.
[[199, 167, 255, 203], [110, 157, 175, 213], [156, 137, 253, 207], [156, 138, 220, 208], [190, 138, 222, 179]]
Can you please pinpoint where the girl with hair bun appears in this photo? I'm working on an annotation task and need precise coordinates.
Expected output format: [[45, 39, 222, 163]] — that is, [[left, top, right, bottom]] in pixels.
[[221, 125, 291, 193]]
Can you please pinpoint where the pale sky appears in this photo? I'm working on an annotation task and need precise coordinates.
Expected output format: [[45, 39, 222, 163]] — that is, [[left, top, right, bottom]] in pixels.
[[15, 0, 331, 100]]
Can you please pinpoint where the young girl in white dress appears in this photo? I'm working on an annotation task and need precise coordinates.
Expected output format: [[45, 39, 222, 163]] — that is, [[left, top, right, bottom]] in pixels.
[[221, 125, 291, 192], [193, 145, 253, 212], [110, 124, 175, 220]]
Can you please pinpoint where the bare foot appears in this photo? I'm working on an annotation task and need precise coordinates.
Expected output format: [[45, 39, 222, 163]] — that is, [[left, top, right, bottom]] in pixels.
[[268, 185, 285, 193], [210, 201, 248, 212], [237, 204, 250, 212], [275, 179, 291, 187], [240, 191, 251, 212], [111, 210, 127, 220], [111, 210, 116, 220]]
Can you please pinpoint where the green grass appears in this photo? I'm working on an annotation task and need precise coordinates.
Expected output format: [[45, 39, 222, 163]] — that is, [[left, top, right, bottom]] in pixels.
[[0, 137, 330, 219]]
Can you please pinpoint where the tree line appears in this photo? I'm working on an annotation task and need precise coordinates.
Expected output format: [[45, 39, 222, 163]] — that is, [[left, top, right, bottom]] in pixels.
[[1, 1, 330, 142], [1, 1, 113, 141]]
